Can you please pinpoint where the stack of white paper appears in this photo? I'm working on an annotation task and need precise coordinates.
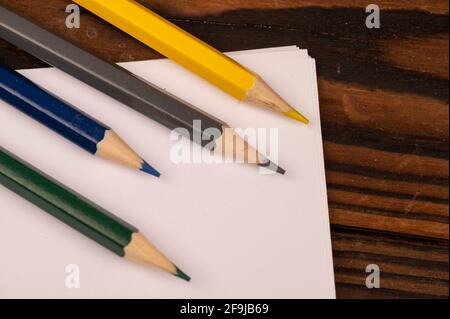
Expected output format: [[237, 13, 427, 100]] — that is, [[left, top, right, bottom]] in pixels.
[[0, 46, 335, 298]]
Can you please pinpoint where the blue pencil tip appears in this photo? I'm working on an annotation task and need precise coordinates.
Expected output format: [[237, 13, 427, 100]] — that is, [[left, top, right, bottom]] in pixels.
[[140, 161, 161, 178]]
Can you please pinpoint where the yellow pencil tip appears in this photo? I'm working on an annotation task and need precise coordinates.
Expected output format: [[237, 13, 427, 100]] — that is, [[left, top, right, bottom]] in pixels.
[[284, 109, 310, 124]]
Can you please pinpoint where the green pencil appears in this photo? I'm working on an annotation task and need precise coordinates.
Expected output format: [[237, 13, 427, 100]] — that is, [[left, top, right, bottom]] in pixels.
[[0, 146, 190, 281]]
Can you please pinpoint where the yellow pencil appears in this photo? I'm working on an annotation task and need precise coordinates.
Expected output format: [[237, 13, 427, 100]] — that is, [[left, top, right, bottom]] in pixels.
[[73, 0, 309, 124]]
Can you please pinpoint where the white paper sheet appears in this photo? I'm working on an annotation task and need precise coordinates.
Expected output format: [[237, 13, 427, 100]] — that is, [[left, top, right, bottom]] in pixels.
[[0, 47, 335, 299]]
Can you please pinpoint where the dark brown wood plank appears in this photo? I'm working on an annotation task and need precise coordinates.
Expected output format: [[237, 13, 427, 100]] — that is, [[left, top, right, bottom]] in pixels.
[[330, 206, 448, 239], [336, 272, 448, 297], [324, 142, 448, 180], [319, 80, 449, 148], [140, 0, 450, 15], [326, 170, 449, 200], [381, 35, 449, 80], [332, 229, 449, 298]]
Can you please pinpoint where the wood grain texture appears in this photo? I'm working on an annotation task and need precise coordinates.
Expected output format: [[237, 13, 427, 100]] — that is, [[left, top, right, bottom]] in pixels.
[[332, 229, 449, 298], [0, 0, 448, 298], [381, 36, 449, 80], [151, 0, 449, 15]]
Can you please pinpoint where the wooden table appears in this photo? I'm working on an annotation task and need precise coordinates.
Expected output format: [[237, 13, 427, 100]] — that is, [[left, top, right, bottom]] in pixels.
[[1, 0, 448, 298]]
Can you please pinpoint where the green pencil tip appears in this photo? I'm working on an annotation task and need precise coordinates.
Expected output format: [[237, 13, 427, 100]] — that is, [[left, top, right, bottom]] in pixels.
[[174, 265, 191, 282]]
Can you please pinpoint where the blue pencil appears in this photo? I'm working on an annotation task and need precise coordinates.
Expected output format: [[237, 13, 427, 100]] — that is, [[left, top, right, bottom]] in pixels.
[[0, 64, 160, 177]]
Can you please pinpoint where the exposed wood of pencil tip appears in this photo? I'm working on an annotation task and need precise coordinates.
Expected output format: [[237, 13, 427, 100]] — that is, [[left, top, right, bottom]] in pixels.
[[245, 75, 310, 124], [215, 125, 286, 175], [124, 232, 190, 281], [95, 130, 152, 173]]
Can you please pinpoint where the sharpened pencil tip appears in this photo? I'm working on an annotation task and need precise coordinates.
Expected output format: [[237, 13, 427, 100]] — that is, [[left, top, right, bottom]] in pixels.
[[140, 161, 161, 177], [174, 265, 191, 282], [258, 161, 286, 175], [276, 165, 286, 175], [284, 109, 310, 124]]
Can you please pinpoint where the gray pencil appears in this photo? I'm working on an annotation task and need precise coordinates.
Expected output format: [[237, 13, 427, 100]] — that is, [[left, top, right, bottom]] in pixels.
[[0, 5, 284, 174]]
